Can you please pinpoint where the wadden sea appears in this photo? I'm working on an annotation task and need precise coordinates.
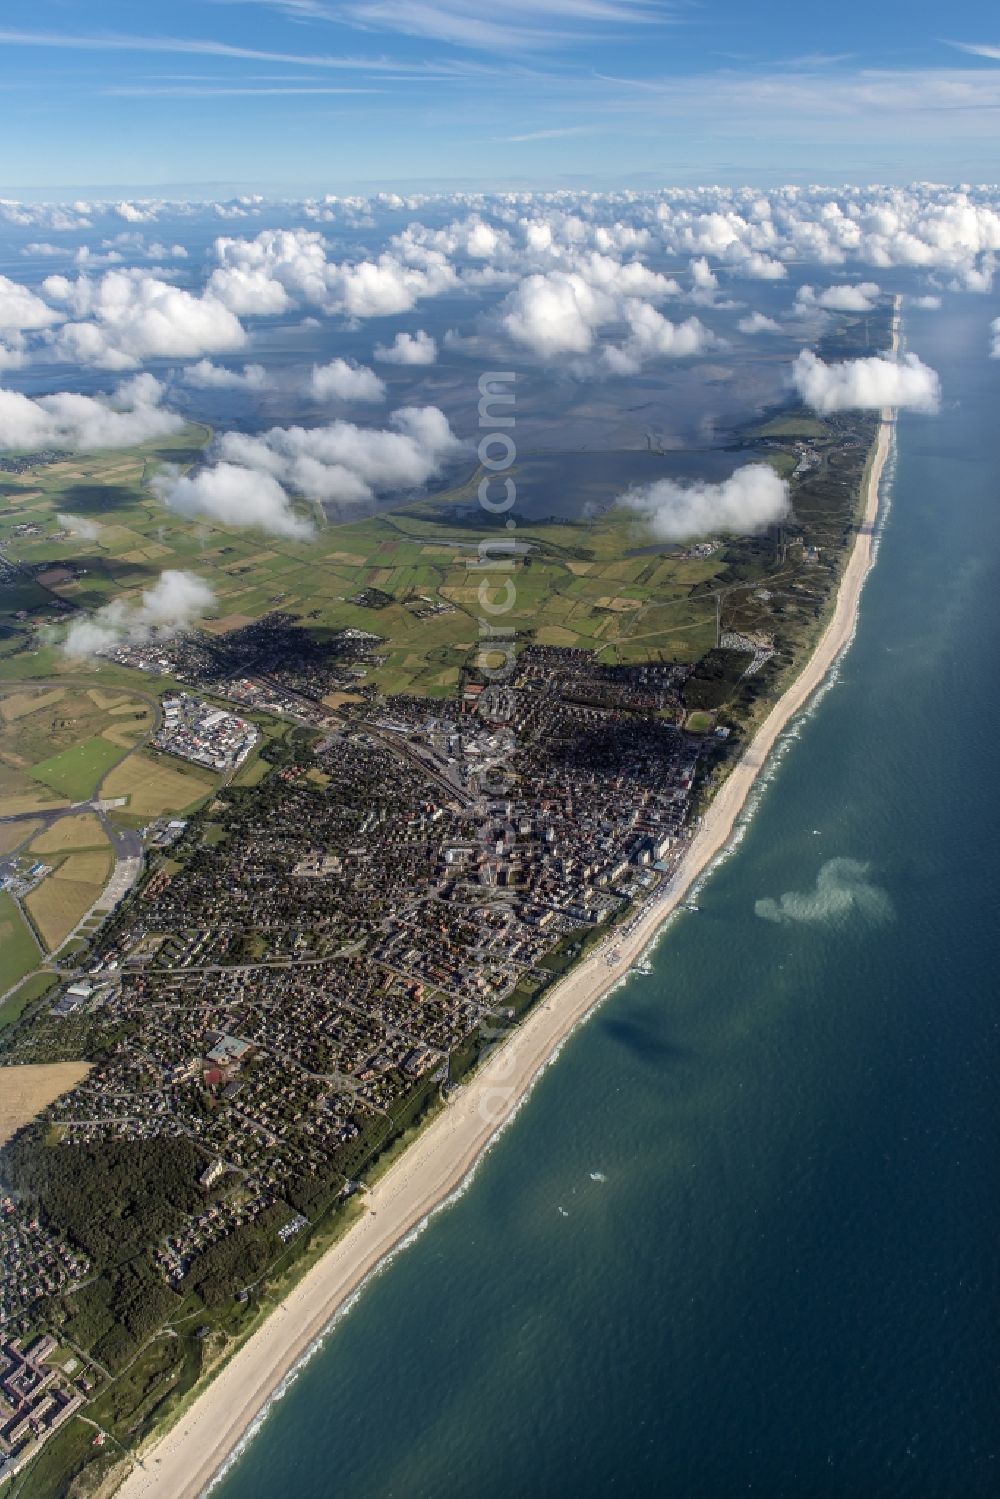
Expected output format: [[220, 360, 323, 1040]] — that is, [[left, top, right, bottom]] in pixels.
[[214, 296, 998, 1499]]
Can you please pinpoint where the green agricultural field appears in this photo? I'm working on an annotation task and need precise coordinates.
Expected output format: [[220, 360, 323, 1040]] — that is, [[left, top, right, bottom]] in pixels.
[[0, 971, 57, 1028], [752, 413, 830, 439], [0, 403, 874, 712], [0, 686, 158, 822], [29, 736, 126, 801], [0, 891, 39, 994], [2, 439, 736, 696]]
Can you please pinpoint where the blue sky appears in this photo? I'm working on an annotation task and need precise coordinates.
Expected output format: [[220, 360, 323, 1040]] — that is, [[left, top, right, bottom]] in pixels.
[[1, 0, 999, 193]]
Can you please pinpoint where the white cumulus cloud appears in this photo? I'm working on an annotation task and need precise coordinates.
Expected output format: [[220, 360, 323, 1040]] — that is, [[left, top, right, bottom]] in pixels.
[[374, 329, 438, 364], [690, 256, 719, 296], [181, 359, 267, 390], [602, 302, 715, 375], [208, 404, 466, 513], [620, 463, 790, 542], [43, 268, 246, 369], [115, 201, 159, 225], [62, 568, 215, 658], [206, 264, 292, 316], [792, 348, 941, 413], [0, 274, 59, 331], [501, 270, 611, 356], [0, 373, 183, 451], [56, 512, 102, 541], [209, 227, 457, 320], [796, 281, 881, 313], [741, 252, 787, 281], [153, 462, 313, 540], [499, 253, 679, 359], [737, 311, 781, 334], [308, 358, 386, 402]]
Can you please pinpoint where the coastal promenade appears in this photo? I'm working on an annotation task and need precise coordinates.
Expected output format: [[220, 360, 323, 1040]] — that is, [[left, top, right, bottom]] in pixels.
[[113, 323, 897, 1499]]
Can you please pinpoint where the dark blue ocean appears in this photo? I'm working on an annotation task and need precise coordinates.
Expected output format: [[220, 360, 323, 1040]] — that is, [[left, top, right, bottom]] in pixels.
[[214, 296, 1000, 1499]]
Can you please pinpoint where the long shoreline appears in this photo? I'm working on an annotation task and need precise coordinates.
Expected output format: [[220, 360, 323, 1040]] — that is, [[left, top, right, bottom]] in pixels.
[[114, 318, 898, 1499]]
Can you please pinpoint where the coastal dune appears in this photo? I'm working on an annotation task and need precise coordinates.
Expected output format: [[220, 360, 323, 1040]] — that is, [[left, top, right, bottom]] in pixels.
[[114, 329, 897, 1499]]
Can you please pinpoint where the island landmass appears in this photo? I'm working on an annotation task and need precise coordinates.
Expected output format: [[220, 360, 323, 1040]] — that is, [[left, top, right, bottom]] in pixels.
[[0, 303, 895, 1499]]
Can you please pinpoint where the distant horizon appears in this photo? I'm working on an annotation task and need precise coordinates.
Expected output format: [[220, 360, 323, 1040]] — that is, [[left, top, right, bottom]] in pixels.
[[7, 170, 1000, 204], [7, 171, 1000, 206]]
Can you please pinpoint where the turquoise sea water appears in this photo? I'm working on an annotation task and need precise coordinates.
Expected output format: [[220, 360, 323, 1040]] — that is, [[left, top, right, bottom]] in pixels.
[[215, 297, 999, 1499]]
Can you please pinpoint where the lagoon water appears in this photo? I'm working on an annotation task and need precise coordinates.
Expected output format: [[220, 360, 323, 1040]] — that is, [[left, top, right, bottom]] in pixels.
[[216, 296, 999, 1499]]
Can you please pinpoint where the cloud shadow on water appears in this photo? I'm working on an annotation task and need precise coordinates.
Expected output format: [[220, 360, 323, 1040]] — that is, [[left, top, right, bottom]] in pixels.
[[600, 1014, 688, 1065]]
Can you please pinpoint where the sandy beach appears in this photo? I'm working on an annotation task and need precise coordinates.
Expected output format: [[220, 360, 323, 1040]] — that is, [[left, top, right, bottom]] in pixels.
[[114, 321, 897, 1499]]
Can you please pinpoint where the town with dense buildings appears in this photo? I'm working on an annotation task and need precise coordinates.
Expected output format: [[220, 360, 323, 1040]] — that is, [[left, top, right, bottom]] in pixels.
[[0, 304, 886, 1492], [0, 631, 709, 1481]]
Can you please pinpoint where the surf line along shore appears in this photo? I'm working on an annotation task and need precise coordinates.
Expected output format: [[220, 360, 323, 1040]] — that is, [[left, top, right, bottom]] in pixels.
[[114, 305, 899, 1499]]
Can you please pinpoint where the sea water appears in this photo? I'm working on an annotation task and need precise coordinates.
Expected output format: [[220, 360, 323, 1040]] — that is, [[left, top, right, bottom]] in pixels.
[[215, 295, 999, 1499]]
